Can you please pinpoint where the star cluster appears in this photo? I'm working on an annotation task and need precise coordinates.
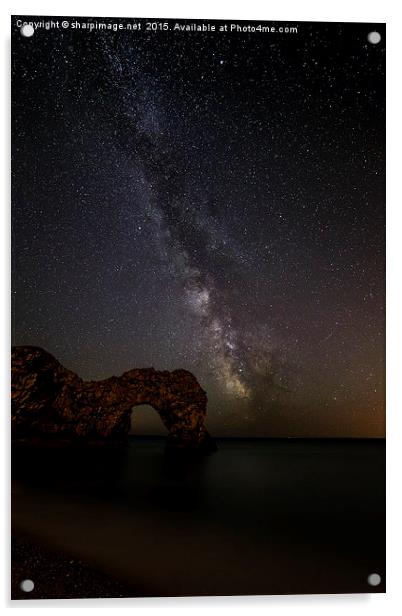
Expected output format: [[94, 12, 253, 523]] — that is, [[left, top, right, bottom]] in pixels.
[[12, 18, 385, 436]]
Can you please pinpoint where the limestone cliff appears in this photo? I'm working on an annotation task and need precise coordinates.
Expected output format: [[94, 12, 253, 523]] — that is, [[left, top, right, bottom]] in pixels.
[[11, 346, 216, 451]]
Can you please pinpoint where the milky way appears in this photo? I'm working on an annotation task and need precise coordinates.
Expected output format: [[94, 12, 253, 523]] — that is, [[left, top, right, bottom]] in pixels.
[[12, 17, 385, 436]]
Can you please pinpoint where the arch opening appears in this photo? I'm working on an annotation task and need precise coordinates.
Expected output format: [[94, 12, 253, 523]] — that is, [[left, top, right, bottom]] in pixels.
[[130, 405, 169, 436]]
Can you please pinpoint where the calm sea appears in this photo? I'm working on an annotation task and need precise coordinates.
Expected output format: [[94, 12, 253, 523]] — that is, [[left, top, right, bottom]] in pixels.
[[12, 437, 385, 596]]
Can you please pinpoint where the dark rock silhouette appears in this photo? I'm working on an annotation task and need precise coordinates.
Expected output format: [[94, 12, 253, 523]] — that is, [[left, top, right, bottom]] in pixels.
[[11, 346, 216, 451]]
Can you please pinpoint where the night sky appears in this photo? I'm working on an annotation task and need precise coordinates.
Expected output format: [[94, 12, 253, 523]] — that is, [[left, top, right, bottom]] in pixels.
[[11, 17, 385, 437]]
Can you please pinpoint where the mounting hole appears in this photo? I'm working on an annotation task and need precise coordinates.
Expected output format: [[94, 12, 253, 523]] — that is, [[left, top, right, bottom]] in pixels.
[[20, 579, 34, 592], [367, 31, 381, 45], [20, 24, 34, 38], [367, 573, 381, 587]]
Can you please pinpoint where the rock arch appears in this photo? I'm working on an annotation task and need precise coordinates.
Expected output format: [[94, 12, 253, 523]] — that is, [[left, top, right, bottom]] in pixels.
[[11, 346, 215, 451]]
